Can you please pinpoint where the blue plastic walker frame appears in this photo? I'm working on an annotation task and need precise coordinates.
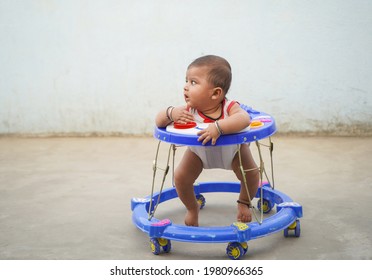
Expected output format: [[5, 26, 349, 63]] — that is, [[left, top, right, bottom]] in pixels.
[[131, 182, 303, 243], [131, 105, 303, 258]]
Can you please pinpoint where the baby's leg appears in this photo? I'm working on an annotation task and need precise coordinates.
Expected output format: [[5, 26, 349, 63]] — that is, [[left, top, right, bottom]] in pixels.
[[174, 148, 203, 226], [232, 144, 260, 223]]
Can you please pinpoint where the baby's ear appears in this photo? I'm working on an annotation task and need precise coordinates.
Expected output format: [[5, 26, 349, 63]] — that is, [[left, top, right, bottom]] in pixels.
[[211, 87, 223, 100]]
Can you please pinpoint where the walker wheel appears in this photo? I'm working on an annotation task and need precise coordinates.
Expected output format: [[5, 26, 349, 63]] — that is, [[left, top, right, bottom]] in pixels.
[[150, 238, 161, 255], [295, 220, 301, 237], [150, 238, 172, 254], [159, 238, 172, 253], [196, 194, 206, 209], [240, 241, 248, 254], [226, 242, 247, 260], [257, 198, 273, 214], [284, 219, 301, 237]]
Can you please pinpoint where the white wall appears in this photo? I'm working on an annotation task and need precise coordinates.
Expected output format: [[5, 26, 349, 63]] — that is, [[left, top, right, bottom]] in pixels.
[[1, 0, 371, 136]]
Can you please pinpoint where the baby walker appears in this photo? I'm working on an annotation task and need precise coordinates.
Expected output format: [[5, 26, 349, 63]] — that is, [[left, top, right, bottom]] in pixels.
[[131, 105, 303, 260]]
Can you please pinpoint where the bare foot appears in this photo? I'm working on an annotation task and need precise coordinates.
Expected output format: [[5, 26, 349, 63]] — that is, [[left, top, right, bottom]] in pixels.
[[185, 207, 199, 226], [236, 203, 252, 223]]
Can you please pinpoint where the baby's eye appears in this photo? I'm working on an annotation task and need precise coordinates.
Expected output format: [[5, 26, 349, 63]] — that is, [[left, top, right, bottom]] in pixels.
[[186, 78, 197, 85]]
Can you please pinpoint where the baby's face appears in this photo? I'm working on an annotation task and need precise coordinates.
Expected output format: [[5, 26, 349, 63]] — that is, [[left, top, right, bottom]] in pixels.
[[184, 66, 215, 110]]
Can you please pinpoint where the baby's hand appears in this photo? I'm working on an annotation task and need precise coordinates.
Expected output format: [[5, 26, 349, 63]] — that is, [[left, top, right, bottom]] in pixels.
[[172, 107, 194, 123], [197, 123, 220, 145]]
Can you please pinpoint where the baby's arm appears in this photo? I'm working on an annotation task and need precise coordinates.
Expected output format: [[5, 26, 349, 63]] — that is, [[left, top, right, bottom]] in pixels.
[[155, 106, 194, 128], [197, 103, 250, 145], [217, 103, 251, 134]]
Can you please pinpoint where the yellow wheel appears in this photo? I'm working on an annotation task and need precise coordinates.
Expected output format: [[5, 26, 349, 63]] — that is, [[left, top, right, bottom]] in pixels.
[[196, 194, 206, 209], [158, 238, 168, 246], [226, 242, 245, 260], [240, 242, 248, 254], [288, 221, 297, 230], [150, 238, 160, 255], [257, 198, 273, 214]]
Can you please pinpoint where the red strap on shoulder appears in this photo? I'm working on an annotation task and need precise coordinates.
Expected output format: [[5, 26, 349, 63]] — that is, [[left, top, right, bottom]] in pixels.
[[226, 100, 239, 115]]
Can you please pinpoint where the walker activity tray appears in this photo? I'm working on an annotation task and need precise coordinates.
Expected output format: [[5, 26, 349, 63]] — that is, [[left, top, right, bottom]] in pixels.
[[154, 105, 277, 146]]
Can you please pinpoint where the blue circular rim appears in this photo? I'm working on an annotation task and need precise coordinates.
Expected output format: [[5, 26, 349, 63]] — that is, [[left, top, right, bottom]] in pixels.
[[131, 182, 303, 243], [153, 107, 277, 146]]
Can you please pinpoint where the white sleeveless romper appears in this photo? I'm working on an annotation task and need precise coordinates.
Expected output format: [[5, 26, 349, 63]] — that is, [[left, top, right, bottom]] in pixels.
[[188, 99, 240, 170]]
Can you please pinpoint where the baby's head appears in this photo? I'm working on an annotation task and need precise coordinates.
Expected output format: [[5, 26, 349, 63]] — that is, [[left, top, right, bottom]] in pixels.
[[187, 55, 232, 95]]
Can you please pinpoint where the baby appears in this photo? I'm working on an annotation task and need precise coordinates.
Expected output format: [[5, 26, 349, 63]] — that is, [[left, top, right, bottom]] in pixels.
[[155, 55, 259, 226]]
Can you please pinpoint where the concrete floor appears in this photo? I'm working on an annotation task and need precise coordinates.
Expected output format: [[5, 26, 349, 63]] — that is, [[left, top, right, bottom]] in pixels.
[[0, 136, 371, 260]]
